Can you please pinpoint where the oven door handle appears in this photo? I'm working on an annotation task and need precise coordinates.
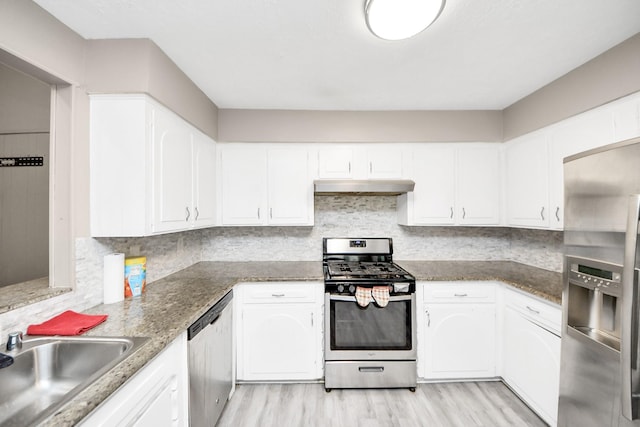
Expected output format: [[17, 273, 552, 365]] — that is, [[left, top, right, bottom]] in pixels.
[[328, 294, 414, 302]]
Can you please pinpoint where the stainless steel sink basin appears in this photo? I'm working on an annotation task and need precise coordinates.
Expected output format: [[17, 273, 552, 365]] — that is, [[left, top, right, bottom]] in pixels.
[[0, 335, 149, 427]]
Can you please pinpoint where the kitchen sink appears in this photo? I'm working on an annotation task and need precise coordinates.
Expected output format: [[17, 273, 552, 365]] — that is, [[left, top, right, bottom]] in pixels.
[[0, 335, 149, 427]]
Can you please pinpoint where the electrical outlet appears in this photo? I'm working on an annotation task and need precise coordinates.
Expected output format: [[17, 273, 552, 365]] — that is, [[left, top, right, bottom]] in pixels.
[[129, 245, 141, 256]]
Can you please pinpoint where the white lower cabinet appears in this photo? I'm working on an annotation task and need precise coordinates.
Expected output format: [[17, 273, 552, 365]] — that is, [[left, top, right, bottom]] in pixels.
[[81, 332, 188, 427], [235, 282, 323, 381], [418, 282, 497, 380], [502, 289, 561, 427]]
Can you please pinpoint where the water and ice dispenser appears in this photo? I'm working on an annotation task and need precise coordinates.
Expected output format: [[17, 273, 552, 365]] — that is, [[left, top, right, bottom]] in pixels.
[[566, 256, 622, 351]]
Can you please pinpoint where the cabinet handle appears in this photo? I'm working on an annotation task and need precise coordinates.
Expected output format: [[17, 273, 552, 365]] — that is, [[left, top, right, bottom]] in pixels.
[[270, 207, 273, 219], [462, 207, 466, 219], [425, 309, 430, 327], [195, 207, 199, 220], [185, 207, 190, 221], [555, 206, 560, 222], [450, 207, 454, 219], [348, 162, 351, 173], [540, 206, 545, 220], [369, 162, 372, 173], [257, 208, 260, 219], [271, 293, 285, 297], [526, 305, 540, 315], [454, 293, 468, 297], [311, 312, 314, 327]]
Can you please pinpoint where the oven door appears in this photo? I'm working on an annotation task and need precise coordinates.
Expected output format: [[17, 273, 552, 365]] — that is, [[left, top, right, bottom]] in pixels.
[[324, 292, 416, 361]]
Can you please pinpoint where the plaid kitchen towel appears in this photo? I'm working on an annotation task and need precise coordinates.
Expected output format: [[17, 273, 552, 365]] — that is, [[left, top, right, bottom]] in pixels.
[[372, 286, 390, 307], [355, 286, 372, 307]]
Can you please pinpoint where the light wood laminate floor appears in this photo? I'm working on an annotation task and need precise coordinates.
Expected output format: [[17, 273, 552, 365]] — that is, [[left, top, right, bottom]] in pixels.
[[218, 382, 548, 427]]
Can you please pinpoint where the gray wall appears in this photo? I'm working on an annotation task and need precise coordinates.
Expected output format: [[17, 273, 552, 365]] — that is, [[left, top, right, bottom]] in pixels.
[[503, 33, 640, 140], [218, 109, 503, 143], [86, 39, 219, 139], [0, 62, 51, 287]]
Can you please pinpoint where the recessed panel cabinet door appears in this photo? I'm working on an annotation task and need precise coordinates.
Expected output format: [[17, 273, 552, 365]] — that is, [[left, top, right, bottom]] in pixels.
[[268, 149, 312, 225], [506, 134, 550, 228], [220, 146, 267, 225], [423, 304, 496, 379], [503, 306, 560, 426], [240, 304, 319, 381], [411, 147, 456, 224], [192, 132, 216, 228], [153, 107, 193, 233], [457, 147, 500, 225]]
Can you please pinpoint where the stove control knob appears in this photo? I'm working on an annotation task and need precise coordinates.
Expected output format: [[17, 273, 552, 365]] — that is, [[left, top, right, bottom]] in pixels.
[[349, 285, 356, 294], [337, 284, 345, 293]]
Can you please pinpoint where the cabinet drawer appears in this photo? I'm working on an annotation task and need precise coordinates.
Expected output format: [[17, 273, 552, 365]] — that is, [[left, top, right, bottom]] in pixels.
[[240, 282, 320, 303], [423, 282, 496, 303], [504, 288, 561, 335]]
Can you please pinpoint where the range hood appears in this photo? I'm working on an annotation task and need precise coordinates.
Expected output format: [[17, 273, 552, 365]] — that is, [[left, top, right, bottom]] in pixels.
[[314, 179, 415, 196]]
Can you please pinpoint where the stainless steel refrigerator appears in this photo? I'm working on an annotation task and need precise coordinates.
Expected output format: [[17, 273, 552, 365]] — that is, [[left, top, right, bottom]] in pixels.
[[559, 136, 640, 426]]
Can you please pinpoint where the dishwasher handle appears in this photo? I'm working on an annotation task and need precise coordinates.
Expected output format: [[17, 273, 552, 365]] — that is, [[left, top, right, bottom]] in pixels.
[[187, 290, 233, 341]]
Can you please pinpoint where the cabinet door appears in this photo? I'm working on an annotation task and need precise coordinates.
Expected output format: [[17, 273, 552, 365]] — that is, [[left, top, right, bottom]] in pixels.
[[503, 306, 561, 426], [457, 147, 500, 225], [367, 147, 403, 178], [422, 304, 495, 379], [611, 95, 640, 142], [81, 333, 188, 427], [192, 131, 216, 228], [506, 134, 549, 228], [548, 110, 614, 229], [411, 147, 456, 225], [220, 146, 267, 225], [268, 148, 313, 225], [240, 304, 319, 381], [318, 147, 353, 178], [152, 107, 193, 233]]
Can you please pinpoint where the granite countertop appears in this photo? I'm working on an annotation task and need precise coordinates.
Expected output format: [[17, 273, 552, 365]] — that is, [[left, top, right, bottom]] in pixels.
[[41, 260, 562, 426]]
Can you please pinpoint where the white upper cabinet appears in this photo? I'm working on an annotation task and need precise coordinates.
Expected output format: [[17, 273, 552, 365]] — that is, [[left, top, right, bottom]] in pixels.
[[219, 144, 314, 226], [219, 145, 268, 226], [366, 146, 404, 178], [316, 144, 405, 179], [457, 146, 501, 225], [547, 109, 615, 229], [398, 144, 500, 226], [192, 130, 217, 228], [505, 133, 550, 228], [611, 94, 640, 142], [90, 94, 217, 237], [317, 147, 354, 178]]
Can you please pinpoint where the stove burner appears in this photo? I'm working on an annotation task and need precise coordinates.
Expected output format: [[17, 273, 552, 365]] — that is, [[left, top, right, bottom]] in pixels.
[[326, 261, 410, 280]]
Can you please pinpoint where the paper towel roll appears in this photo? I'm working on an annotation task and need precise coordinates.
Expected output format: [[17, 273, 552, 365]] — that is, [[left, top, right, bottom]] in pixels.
[[103, 253, 125, 304]]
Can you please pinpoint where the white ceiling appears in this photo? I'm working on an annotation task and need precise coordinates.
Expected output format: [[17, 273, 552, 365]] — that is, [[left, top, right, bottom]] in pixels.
[[34, 0, 640, 111]]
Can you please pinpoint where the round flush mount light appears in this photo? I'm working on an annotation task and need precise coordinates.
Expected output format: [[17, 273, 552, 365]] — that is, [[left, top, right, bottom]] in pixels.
[[365, 0, 446, 41]]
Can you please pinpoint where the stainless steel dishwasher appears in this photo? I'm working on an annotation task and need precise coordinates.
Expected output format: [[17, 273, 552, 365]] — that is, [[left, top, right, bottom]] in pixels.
[[188, 290, 233, 427]]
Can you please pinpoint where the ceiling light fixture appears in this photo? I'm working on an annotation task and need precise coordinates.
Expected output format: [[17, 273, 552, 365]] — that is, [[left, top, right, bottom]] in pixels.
[[365, 0, 445, 41]]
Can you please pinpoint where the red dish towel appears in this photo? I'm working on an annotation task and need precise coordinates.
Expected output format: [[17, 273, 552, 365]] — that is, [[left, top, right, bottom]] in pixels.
[[26, 310, 108, 336], [372, 286, 390, 307]]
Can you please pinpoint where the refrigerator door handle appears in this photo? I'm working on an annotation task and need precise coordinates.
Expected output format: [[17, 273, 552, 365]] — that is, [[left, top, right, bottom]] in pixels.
[[622, 194, 640, 420]]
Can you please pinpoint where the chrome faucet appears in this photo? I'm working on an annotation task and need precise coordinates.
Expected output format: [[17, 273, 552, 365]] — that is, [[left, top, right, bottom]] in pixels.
[[6, 331, 23, 351]]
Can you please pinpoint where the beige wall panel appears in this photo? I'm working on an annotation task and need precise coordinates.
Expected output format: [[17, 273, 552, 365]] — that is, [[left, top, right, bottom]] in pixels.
[[86, 39, 218, 139], [0, 63, 51, 133], [504, 33, 640, 140], [0, 0, 85, 84], [218, 109, 503, 143]]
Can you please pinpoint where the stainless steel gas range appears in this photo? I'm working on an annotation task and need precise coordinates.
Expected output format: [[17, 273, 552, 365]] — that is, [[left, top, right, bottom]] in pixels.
[[323, 237, 417, 391]]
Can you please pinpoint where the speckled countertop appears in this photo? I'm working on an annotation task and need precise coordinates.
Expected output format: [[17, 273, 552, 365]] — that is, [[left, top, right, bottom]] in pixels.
[[39, 260, 562, 426]]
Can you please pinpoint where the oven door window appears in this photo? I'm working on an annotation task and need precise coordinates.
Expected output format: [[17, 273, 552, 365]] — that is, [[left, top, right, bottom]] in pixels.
[[330, 297, 412, 350]]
